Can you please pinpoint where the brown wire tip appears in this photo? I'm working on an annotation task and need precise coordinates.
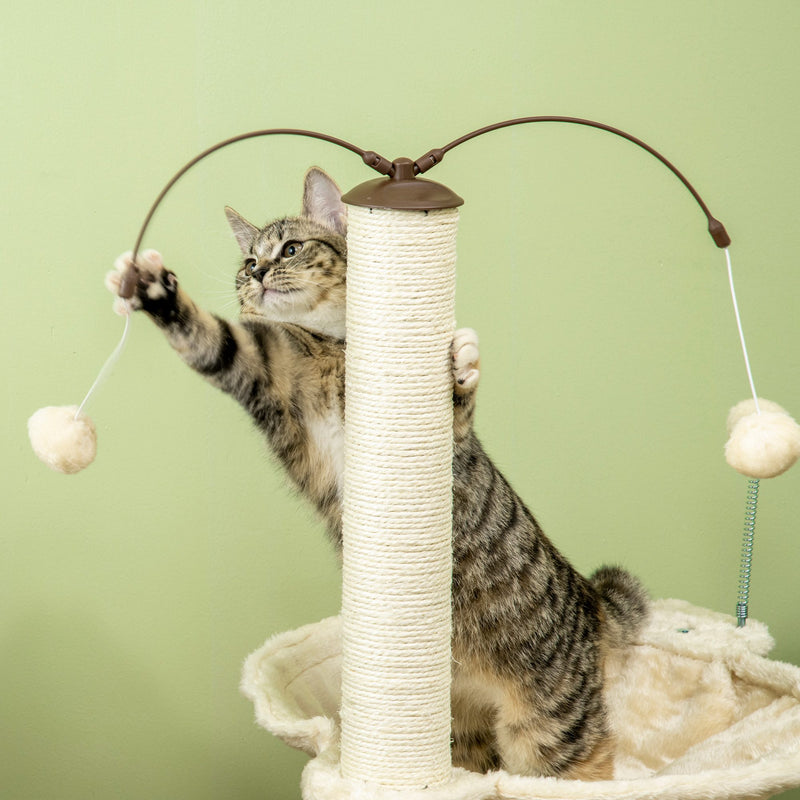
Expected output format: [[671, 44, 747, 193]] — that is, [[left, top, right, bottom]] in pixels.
[[708, 217, 732, 248], [117, 264, 139, 299]]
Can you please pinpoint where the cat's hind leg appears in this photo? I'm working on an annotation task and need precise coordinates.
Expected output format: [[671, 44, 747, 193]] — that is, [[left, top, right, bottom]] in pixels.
[[450, 662, 501, 773], [494, 681, 615, 780]]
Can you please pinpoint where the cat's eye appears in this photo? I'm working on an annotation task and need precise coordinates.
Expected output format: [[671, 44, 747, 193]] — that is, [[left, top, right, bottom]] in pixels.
[[281, 241, 303, 259], [244, 258, 257, 273]]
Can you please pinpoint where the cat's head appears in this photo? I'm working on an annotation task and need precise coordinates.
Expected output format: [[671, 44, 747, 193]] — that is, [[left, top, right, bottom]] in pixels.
[[226, 168, 347, 339]]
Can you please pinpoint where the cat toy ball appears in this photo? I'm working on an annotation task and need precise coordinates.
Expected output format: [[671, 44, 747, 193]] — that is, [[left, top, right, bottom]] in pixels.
[[27, 301, 133, 474], [30, 118, 800, 800], [27, 404, 98, 474], [27, 247, 139, 473]]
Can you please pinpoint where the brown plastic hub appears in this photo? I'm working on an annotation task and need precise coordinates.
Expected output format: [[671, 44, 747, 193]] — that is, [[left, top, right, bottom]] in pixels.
[[342, 157, 464, 211]]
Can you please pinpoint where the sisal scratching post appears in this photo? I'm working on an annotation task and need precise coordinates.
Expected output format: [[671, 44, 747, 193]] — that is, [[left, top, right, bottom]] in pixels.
[[340, 191, 459, 790]]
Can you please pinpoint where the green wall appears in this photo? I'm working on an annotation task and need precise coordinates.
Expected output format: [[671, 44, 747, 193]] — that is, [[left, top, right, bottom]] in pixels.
[[4, 2, 800, 798]]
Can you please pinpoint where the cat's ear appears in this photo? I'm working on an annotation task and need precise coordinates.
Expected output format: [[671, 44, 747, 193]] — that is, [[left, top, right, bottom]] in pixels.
[[302, 167, 347, 236], [225, 207, 259, 254]]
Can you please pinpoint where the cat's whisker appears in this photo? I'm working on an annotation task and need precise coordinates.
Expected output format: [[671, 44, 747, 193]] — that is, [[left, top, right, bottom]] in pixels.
[[194, 260, 237, 280], [204, 284, 238, 297], [199, 293, 240, 311], [201, 287, 239, 300]]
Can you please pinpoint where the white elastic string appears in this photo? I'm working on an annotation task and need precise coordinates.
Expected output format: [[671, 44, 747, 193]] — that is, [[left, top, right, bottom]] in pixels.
[[725, 247, 761, 415], [75, 304, 132, 419]]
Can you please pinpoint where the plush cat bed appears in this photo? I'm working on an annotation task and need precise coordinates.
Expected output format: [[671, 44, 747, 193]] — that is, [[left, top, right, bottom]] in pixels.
[[241, 598, 800, 800]]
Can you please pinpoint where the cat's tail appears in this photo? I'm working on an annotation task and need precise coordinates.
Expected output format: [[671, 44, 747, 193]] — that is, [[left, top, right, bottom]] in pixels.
[[590, 565, 650, 648]]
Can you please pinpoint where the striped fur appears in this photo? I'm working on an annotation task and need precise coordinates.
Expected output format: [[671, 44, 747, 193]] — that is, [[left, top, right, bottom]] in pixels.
[[107, 168, 648, 779]]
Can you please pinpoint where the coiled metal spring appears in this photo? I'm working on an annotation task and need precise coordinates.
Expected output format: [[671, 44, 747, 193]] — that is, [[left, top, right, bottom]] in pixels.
[[736, 478, 760, 627]]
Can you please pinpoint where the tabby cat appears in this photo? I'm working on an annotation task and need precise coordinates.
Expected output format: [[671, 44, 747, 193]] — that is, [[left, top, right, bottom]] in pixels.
[[106, 167, 648, 780]]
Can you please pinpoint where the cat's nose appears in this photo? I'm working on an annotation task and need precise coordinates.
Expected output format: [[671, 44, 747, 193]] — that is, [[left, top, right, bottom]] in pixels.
[[251, 266, 269, 283]]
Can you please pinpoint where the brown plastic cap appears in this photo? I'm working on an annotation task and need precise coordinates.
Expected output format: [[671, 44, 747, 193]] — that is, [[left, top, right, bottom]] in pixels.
[[708, 217, 732, 248], [342, 157, 464, 211], [118, 264, 139, 299]]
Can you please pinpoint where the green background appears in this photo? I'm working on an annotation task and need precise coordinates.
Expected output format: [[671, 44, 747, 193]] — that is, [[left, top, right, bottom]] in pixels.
[[4, 2, 800, 798]]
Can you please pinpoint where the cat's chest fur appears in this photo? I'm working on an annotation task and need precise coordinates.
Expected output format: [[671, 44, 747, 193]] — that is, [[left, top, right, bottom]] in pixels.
[[305, 399, 345, 496], [254, 322, 346, 530]]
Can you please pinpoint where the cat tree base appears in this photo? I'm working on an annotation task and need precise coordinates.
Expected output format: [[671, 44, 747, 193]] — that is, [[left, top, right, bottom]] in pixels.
[[242, 599, 800, 800]]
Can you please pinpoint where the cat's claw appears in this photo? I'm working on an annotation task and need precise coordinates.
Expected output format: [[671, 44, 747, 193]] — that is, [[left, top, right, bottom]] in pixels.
[[452, 328, 480, 395], [105, 250, 176, 314]]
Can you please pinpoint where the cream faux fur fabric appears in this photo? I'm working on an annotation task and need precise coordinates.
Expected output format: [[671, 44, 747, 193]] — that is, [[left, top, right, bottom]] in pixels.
[[241, 599, 800, 800]]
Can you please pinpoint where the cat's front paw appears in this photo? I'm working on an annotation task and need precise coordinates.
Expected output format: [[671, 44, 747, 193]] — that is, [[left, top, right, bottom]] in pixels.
[[451, 328, 480, 395], [105, 250, 178, 317]]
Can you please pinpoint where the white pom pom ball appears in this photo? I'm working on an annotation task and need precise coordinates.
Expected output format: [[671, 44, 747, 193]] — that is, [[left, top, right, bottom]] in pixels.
[[28, 405, 97, 474], [725, 398, 800, 479]]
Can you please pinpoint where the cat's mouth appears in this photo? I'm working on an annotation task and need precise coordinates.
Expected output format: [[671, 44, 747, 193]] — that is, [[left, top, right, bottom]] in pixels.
[[262, 286, 300, 298]]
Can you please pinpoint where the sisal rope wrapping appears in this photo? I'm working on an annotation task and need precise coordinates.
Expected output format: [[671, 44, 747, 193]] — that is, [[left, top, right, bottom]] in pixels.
[[340, 205, 458, 789]]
